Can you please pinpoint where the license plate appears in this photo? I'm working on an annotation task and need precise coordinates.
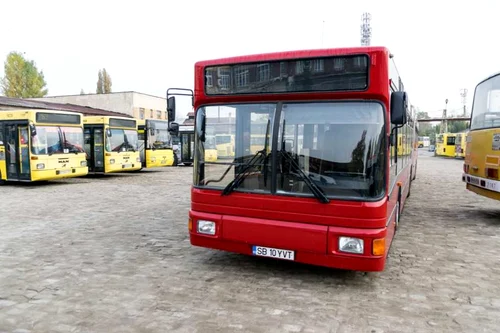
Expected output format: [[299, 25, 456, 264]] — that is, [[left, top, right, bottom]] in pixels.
[[59, 170, 71, 175], [161, 160, 166, 164], [252, 245, 295, 261], [123, 164, 132, 168]]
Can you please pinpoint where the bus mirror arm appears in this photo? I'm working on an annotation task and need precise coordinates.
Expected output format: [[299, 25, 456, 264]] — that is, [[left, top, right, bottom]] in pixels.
[[30, 124, 37, 137]]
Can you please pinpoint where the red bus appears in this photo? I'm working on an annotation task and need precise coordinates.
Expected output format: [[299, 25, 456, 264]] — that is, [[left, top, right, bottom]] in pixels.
[[171, 46, 418, 272]]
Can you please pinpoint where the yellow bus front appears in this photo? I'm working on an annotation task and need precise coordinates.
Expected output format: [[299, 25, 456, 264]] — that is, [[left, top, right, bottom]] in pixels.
[[142, 119, 175, 168], [215, 134, 235, 158], [464, 75, 500, 201], [31, 124, 88, 181], [204, 135, 218, 162], [0, 110, 88, 183], [145, 149, 174, 167], [104, 124, 142, 173]]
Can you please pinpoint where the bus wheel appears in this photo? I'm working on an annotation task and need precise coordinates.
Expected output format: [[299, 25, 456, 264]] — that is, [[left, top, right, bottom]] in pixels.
[[407, 171, 412, 198], [395, 201, 400, 230], [173, 154, 179, 166], [412, 162, 417, 180]]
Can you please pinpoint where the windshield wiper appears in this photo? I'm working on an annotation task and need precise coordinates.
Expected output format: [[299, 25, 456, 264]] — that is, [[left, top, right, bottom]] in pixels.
[[280, 150, 330, 204], [222, 119, 271, 196]]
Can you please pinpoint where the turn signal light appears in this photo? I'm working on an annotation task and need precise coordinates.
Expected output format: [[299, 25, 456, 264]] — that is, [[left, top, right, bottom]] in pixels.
[[372, 238, 386, 256]]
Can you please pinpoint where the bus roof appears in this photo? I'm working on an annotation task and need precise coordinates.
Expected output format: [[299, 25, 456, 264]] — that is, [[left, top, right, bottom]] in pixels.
[[0, 108, 84, 123], [195, 46, 390, 67], [84, 115, 137, 128]]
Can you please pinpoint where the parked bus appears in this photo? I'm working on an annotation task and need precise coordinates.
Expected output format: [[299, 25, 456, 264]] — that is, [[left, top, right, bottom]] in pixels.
[[83, 116, 141, 173], [417, 136, 430, 148], [455, 132, 467, 158], [173, 125, 218, 165], [435, 133, 457, 157], [168, 46, 417, 272], [463, 72, 500, 201], [0, 109, 88, 183], [205, 135, 218, 162], [215, 134, 235, 159], [137, 119, 176, 168]]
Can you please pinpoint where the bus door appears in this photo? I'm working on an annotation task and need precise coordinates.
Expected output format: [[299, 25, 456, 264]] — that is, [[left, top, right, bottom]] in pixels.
[[4, 123, 31, 181], [181, 132, 194, 166], [137, 126, 146, 167], [84, 126, 105, 173]]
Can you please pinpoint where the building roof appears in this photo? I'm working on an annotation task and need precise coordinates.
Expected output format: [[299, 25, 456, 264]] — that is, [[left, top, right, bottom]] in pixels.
[[29, 90, 166, 100], [0, 96, 132, 118]]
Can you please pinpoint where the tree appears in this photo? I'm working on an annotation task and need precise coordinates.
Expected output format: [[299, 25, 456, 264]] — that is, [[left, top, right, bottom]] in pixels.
[[96, 68, 112, 94], [0, 51, 48, 98]]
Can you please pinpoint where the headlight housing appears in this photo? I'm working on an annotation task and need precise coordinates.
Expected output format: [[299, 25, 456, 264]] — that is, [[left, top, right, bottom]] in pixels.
[[197, 220, 216, 235], [338, 237, 364, 254]]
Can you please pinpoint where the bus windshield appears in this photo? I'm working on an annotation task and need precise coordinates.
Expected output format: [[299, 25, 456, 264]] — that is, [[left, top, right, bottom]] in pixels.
[[149, 121, 172, 149], [195, 101, 386, 200], [471, 74, 500, 130], [107, 129, 139, 152], [31, 126, 85, 155]]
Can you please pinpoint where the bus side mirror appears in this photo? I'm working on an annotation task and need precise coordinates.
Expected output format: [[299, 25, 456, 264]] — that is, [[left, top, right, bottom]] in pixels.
[[167, 96, 176, 122], [29, 124, 37, 137], [391, 91, 408, 125], [106, 128, 112, 137], [149, 128, 155, 136], [168, 122, 179, 137]]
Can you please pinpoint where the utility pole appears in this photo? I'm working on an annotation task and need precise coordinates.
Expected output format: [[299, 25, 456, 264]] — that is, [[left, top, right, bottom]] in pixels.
[[440, 99, 448, 134], [360, 13, 372, 46], [460, 88, 468, 116], [321, 20, 325, 47]]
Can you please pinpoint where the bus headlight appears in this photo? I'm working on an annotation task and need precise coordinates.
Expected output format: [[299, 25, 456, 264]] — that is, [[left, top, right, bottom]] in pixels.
[[338, 237, 364, 254], [80, 160, 87, 167], [197, 220, 216, 235], [110, 159, 115, 164], [36, 163, 45, 170]]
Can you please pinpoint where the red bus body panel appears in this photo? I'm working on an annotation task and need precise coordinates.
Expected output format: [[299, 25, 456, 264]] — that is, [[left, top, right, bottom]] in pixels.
[[188, 46, 416, 272]]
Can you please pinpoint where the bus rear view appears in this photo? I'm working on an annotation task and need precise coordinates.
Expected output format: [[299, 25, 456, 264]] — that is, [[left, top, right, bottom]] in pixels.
[[180, 47, 415, 272]]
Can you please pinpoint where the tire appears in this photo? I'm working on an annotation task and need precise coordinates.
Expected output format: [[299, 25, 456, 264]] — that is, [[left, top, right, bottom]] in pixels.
[[407, 169, 412, 198], [173, 154, 179, 166], [395, 201, 400, 231]]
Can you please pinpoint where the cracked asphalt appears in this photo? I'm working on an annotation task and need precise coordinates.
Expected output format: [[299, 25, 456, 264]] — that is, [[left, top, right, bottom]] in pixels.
[[1, 150, 499, 333]]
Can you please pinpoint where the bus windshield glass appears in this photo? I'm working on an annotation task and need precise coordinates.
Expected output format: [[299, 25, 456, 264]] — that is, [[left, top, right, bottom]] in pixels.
[[31, 126, 85, 155], [195, 101, 386, 200], [107, 129, 139, 152], [471, 74, 500, 130], [148, 121, 172, 149]]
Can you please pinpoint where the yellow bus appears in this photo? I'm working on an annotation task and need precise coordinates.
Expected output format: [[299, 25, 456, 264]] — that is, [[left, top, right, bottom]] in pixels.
[[435, 133, 457, 157], [83, 116, 141, 173], [463, 72, 500, 201], [455, 131, 467, 158], [0, 109, 88, 183], [417, 136, 430, 148], [215, 134, 235, 158], [137, 119, 175, 168], [204, 135, 218, 162]]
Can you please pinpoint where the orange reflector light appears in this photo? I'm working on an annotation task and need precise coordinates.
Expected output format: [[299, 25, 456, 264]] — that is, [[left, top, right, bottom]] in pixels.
[[188, 218, 193, 231], [372, 238, 385, 256], [30, 156, 38, 160], [397, 181, 402, 187]]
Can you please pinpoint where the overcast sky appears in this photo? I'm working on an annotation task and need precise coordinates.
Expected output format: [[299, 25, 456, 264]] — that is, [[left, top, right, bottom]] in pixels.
[[1, 0, 499, 121]]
